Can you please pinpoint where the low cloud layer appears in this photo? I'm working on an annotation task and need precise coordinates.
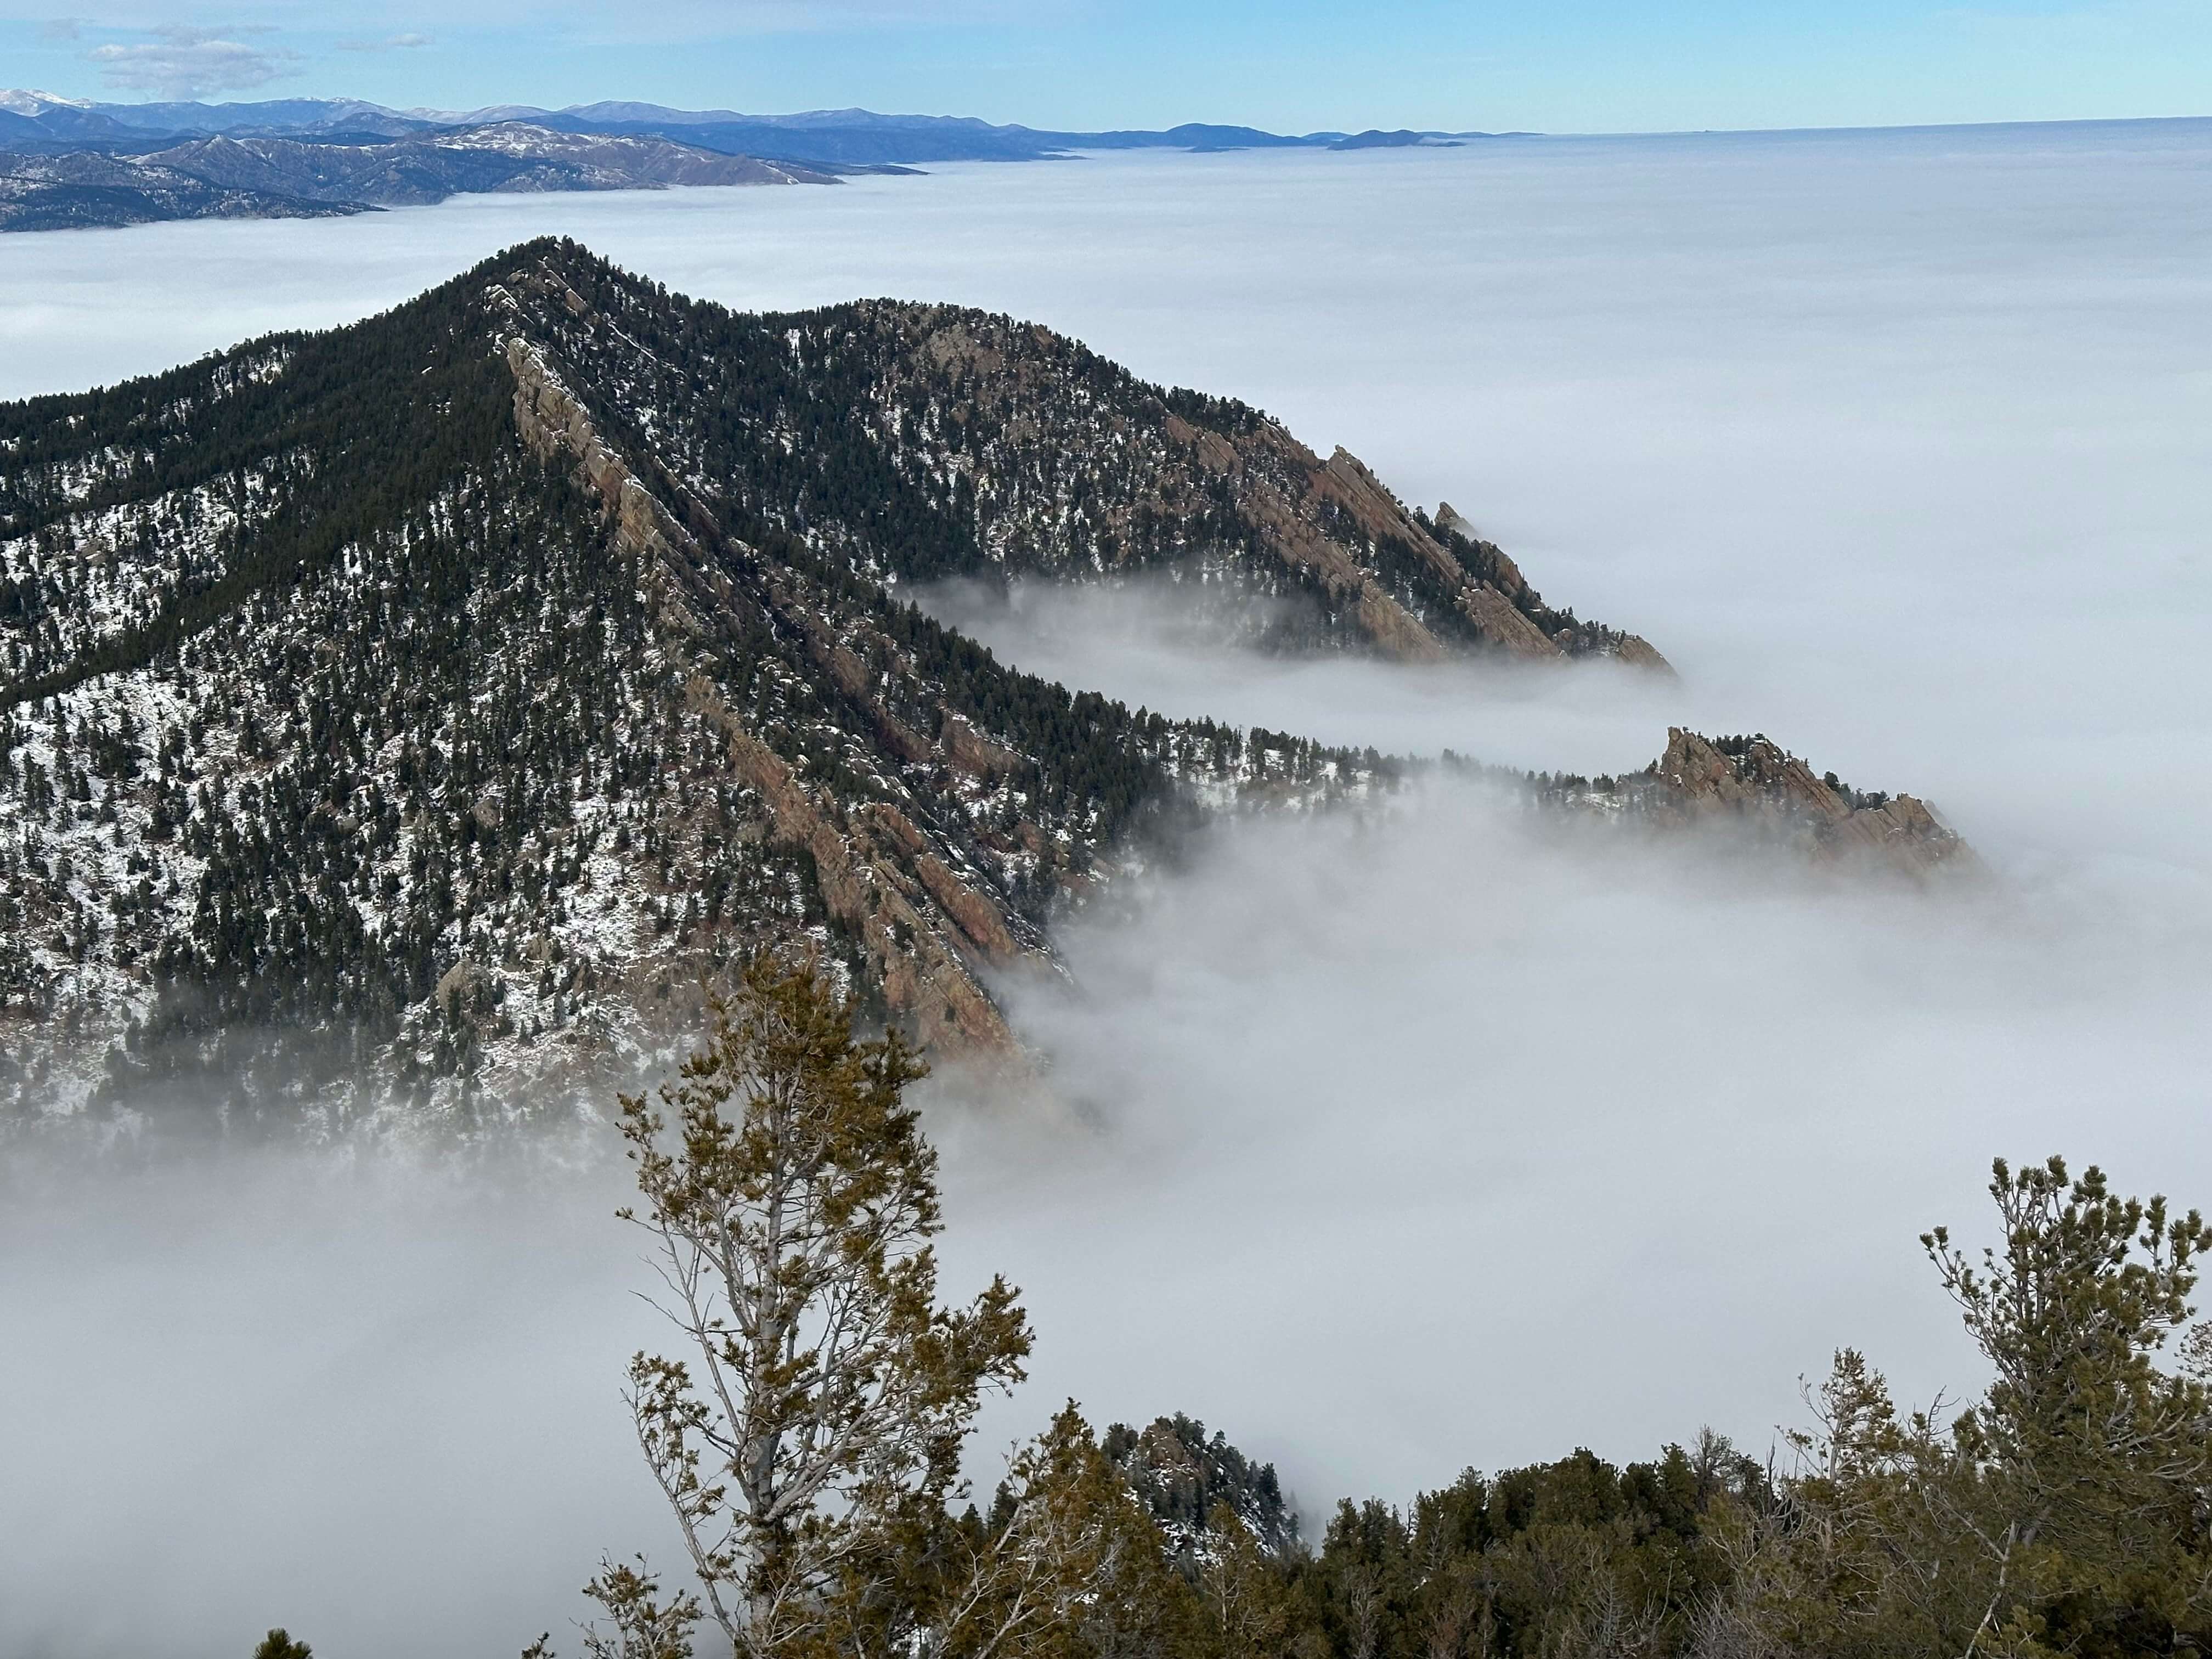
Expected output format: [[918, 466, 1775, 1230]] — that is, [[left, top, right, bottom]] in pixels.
[[915, 576, 1700, 780], [0, 1153, 672, 1658], [9, 779, 2203, 1658], [931, 773, 2212, 1509]]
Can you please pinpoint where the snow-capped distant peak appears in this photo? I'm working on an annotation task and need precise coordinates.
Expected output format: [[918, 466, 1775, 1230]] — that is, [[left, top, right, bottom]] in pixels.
[[405, 103, 554, 125], [0, 89, 93, 114]]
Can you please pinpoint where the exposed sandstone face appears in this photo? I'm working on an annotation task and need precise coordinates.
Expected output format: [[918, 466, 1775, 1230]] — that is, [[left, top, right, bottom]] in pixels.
[[1436, 503, 1527, 600], [1648, 729, 1977, 879], [1317, 448, 1463, 589], [1351, 585, 1447, 663], [862, 303, 1668, 672], [1307, 446, 1562, 661], [1434, 500, 1477, 541], [1194, 431, 1556, 664], [503, 308, 1040, 1054], [916, 855, 1020, 961], [1612, 635, 1672, 672], [1219, 437, 1676, 670], [1459, 582, 1564, 658], [522, 270, 1673, 678], [940, 713, 1023, 781], [1431, 499, 1673, 674]]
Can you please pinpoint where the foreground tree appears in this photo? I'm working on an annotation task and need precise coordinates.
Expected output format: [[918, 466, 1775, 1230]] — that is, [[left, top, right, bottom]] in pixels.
[[915, 1403, 1204, 1659], [1705, 1156, 2212, 1659], [1930, 1157, 2212, 1565], [597, 957, 1032, 1659]]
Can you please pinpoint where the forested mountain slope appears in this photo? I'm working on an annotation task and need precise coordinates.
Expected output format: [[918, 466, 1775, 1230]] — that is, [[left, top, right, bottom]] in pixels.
[[503, 250, 1667, 666], [0, 240, 1966, 1131], [0, 149, 368, 231], [0, 124, 834, 232]]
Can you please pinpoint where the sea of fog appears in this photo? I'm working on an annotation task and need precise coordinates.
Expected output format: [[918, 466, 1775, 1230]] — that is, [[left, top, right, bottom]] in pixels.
[[4, 123, 2211, 1657]]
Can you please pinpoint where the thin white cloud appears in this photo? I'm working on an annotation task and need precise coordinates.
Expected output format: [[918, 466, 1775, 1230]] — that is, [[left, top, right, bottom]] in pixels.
[[88, 25, 299, 97], [0, 0, 1044, 29], [337, 29, 433, 51]]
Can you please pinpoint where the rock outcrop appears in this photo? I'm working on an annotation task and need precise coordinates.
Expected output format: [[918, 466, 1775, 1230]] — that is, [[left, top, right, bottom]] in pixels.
[[1645, 729, 1975, 878], [503, 300, 1031, 1052]]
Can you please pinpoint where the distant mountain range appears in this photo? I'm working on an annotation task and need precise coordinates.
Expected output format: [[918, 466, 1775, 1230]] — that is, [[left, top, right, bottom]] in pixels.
[[0, 89, 1512, 231], [0, 87, 1512, 156], [0, 123, 835, 231]]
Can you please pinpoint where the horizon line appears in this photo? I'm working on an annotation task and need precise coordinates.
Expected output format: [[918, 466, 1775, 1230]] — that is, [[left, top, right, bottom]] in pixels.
[[5, 87, 2209, 144]]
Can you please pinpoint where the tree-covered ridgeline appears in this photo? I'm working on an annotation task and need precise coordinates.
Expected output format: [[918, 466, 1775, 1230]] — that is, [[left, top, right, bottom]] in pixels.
[[522, 240, 1645, 660]]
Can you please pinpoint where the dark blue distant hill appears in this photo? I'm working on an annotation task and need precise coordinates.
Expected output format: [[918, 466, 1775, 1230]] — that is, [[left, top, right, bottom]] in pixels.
[[0, 91, 1482, 166], [0, 89, 1593, 179], [1329, 129, 1456, 150]]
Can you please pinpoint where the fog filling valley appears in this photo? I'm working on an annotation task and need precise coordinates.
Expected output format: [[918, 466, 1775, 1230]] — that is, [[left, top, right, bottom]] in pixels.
[[4, 125, 2210, 1656]]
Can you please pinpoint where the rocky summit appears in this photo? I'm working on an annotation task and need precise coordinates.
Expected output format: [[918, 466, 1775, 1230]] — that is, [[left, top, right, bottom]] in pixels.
[[0, 239, 1967, 1133]]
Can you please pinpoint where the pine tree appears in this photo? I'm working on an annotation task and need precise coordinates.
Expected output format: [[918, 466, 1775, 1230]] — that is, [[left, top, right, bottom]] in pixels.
[[602, 956, 1031, 1659], [1707, 1158, 2212, 1659]]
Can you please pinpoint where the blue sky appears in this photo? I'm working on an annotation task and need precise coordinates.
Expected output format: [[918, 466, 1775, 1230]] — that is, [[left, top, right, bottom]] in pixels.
[[4, 0, 2208, 130]]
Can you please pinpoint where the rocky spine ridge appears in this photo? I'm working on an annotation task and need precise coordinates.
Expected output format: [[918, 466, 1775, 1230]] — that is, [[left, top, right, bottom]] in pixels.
[[498, 295, 1033, 1052]]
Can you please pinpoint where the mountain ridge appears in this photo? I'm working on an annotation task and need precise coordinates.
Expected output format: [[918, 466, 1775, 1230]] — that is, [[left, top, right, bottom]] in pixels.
[[0, 89, 1533, 230], [0, 239, 1970, 1134]]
